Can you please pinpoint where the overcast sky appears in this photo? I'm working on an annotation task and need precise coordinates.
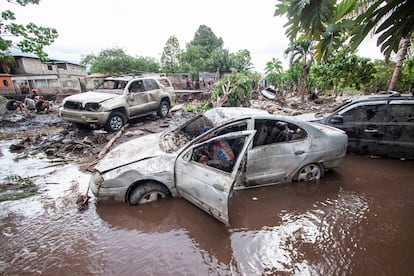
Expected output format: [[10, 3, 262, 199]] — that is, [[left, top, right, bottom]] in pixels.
[[5, 0, 385, 73]]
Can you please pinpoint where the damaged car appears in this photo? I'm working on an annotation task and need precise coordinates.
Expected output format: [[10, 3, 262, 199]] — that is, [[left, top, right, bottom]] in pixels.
[[298, 92, 414, 159], [89, 107, 348, 225], [60, 76, 176, 132]]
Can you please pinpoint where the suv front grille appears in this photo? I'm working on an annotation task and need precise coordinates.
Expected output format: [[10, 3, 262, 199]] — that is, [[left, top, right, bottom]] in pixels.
[[64, 101, 83, 110]]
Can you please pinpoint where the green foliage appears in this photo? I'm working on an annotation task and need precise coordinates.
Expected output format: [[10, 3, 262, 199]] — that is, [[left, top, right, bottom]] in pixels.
[[275, 0, 356, 61], [161, 36, 181, 73], [0, 174, 38, 202], [275, 0, 414, 62], [211, 69, 253, 107], [179, 25, 251, 75], [184, 104, 194, 112], [80, 47, 160, 75], [232, 49, 253, 72], [187, 25, 223, 53], [1, 0, 58, 62], [399, 51, 414, 92], [310, 47, 376, 93], [195, 100, 212, 113], [351, 0, 414, 61]]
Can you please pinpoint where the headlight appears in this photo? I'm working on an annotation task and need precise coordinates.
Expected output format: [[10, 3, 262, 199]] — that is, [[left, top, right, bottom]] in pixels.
[[84, 102, 101, 111]]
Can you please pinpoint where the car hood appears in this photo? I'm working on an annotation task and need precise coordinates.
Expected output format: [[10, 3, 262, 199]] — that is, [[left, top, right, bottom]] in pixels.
[[294, 112, 329, 122], [64, 91, 118, 104], [95, 133, 164, 173]]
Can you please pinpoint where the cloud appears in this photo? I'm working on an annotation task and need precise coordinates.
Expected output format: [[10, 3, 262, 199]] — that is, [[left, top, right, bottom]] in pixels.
[[4, 0, 385, 73]]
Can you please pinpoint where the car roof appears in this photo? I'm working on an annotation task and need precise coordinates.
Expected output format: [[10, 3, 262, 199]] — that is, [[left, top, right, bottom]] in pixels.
[[347, 92, 413, 102], [103, 76, 169, 82], [203, 107, 269, 125]]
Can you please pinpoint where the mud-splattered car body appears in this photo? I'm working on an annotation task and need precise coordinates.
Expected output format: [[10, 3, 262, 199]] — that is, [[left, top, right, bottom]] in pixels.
[[298, 92, 414, 159], [90, 107, 348, 225], [60, 76, 176, 132]]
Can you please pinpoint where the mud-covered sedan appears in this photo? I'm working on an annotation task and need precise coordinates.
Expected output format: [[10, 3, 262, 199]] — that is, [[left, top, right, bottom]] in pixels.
[[90, 107, 347, 225]]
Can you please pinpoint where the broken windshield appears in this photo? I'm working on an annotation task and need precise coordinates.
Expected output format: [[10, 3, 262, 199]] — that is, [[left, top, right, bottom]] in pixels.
[[93, 80, 127, 94], [159, 114, 214, 153]]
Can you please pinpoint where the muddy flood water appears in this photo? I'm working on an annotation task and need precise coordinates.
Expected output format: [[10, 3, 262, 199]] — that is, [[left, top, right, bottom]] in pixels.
[[1, 140, 413, 275]]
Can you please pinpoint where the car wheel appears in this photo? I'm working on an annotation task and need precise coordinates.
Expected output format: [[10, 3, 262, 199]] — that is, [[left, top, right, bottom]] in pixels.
[[294, 163, 323, 182], [128, 182, 170, 205], [5, 100, 17, 111], [157, 100, 170, 118], [104, 111, 126, 132]]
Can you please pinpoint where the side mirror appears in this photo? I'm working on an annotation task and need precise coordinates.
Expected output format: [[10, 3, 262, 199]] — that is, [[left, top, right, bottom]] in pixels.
[[128, 93, 134, 101], [329, 115, 343, 124]]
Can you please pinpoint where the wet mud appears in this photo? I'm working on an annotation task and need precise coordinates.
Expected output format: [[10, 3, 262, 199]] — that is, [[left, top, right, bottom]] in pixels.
[[1, 105, 413, 275], [1, 142, 413, 274]]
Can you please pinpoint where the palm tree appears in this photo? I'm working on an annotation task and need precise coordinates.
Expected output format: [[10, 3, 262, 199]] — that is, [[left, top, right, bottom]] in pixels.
[[350, 0, 414, 91], [265, 58, 283, 75], [275, 0, 357, 62], [284, 39, 314, 102], [275, 0, 414, 91]]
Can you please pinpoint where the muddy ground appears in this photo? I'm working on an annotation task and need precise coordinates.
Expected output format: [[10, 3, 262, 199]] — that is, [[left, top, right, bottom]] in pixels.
[[0, 94, 337, 171], [1, 95, 414, 275]]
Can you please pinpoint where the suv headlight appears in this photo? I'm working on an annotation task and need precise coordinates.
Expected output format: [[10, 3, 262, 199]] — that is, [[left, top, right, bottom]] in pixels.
[[84, 102, 101, 111]]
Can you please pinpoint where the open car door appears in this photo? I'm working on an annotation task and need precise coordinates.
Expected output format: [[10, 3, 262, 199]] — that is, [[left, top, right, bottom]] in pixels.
[[175, 130, 256, 226]]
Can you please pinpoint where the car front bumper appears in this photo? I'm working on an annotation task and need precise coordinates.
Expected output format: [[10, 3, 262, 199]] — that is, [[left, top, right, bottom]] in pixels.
[[60, 109, 110, 125], [89, 171, 128, 203]]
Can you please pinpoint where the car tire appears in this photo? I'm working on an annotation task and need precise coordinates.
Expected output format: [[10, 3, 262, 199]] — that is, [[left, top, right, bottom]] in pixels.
[[294, 163, 324, 182], [104, 111, 126, 132], [5, 100, 17, 111], [127, 182, 170, 205], [157, 100, 170, 118]]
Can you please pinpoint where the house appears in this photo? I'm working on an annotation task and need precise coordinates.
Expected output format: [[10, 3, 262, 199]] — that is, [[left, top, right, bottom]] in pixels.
[[0, 47, 87, 96]]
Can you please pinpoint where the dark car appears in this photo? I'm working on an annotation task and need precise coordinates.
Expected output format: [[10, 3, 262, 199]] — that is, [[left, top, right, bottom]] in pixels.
[[300, 92, 414, 159]]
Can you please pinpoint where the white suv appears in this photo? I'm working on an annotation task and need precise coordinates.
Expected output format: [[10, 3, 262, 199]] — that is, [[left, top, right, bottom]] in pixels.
[[60, 76, 176, 132]]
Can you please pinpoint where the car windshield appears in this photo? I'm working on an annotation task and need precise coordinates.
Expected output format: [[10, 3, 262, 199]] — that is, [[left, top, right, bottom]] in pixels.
[[93, 79, 128, 94], [159, 114, 214, 153], [159, 107, 268, 153]]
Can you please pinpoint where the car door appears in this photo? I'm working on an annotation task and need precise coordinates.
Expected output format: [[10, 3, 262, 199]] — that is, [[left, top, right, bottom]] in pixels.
[[328, 100, 388, 155], [385, 100, 414, 159], [245, 119, 308, 186], [142, 79, 162, 111], [175, 130, 256, 226], [127, 80, 148, 116]]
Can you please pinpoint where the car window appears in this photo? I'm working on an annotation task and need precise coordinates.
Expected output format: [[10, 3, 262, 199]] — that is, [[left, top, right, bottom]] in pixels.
[[191, 136, 246, 173], [389, 103, 414, 122], [253, 119, 307, 147], [340, 104, 388, 123], [143, 79, 160, 91], [158, 78, 172, 88], [97, 80, 117, 89], [128, 80, 144, 93]]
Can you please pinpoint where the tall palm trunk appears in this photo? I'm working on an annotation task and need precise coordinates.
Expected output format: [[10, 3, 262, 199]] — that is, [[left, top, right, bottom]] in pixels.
[[388, 37, 410, 91], [299, 64, 310, 102]]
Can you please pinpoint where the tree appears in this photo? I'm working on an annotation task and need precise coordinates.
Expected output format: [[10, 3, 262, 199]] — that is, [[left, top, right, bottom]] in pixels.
[[211, 69, 253, 108], [275, 0, 414, 91], [311, 47, 376, 95], [232, 49, 253, 72], [265, 58, 283, 87], [187, 25, 223, 54], [275, 0, 356, 62], [350, 0, 414, 91], [80, 47, 160, 75], [206, 48, 235, 77], [350, 0, 414, 61], [161, 35, 181, 73], [1, 0, 58, 62], [284, 38, 314, 101]]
